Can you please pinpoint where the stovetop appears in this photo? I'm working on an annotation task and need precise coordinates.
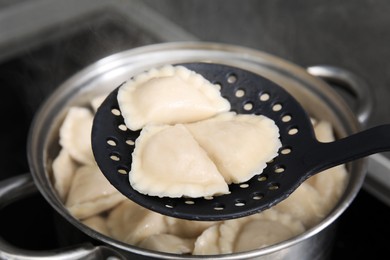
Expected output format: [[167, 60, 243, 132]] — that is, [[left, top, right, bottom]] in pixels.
[[0, 1, 389, 259]]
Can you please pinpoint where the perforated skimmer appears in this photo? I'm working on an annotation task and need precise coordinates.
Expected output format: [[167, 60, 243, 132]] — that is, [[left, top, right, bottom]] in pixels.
[[91, 62, 390, 221]]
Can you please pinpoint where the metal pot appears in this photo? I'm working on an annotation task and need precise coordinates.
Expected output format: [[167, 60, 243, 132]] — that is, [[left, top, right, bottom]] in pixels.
[[0, 42, 372, 259]]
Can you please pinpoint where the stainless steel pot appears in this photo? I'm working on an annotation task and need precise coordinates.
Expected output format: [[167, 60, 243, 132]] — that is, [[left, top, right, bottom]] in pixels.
[[0, 42, 372, 260]]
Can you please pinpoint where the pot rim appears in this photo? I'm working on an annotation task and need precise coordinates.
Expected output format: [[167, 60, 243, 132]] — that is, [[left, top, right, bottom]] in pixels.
[[27, 41, 367, 259]]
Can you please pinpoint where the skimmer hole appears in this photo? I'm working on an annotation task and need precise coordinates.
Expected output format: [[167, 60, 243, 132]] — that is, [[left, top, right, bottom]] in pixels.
[[227, 73, 237, 84], [243, 102, 253, 111], [107, 139, 117, 146], [110, 154, 120, 161], [252, 192, 264, 200], [213, 203, 225, 211], [126, 139, 135, 145], [281, 147, 292, 155], [268, 183, 280, 190], [282, 114, 292, 122], [258, 175, 268, 182], [259, 92, 270, 101], [274, 165, 285, 173], [111, 108, 121, 116], [272, 103, 283, 112], [235, 200, 246, 207], [235, 89, 245, 97], [165, 203, 174, 209], [117, 168, 128, 175], [288, 127, 299, 135], [118, 124, 127, 131]]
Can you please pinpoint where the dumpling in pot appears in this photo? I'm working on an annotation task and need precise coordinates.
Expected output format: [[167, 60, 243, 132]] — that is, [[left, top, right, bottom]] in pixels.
[[65, 165, 125, 219], [81, 215, 110, 237], [164, 216, 218, 239], [130, 124, 229, 198], [218, 209, 304, 254], [52, 149, 77, 202], [107, 200, 167, 245], [193, 224, 222, 255], [138, 234, 194, 254], [273, 182, 325, 228], [90, 93, 108, 112], [117, 65, 231, 131], [186, 112, 281, 184], [59, 107, 95, 165]]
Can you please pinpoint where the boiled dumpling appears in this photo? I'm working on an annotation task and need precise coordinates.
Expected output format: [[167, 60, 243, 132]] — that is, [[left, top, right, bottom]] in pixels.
[[59, 107, 95, 165], [107, 200, 167, 245], [138, 234, 194, 254], [164, 216, 218, 239], [186, 112, 281, 184], [81, 215, 110, 236], [218, 209, 304, 254], [117, 65, 231, 131], [273, 182, 325, 228], [313, 120, 335, 143], [130, 124, 229, 198], [65, 165, 125, 219], [234, 218, 300, 252], [193, 224, 221, 255], [52, 149, 77, 202], [90, 93, 108, 112]]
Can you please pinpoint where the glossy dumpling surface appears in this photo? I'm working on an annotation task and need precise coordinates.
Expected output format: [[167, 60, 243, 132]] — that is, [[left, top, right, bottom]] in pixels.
[[107, 200, 167, 245], [186, 112, 282, 184], [59, 107, 95, 165], [117, 65, 231, 130], [130, 124, 229, 198], [65, 165, 125, 219], [273, 182, 325, 228], [219, 209, 304, 254], [193, 224, 221, 255]]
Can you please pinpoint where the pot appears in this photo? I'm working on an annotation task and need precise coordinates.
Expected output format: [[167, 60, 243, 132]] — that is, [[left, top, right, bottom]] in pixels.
[[0, 42, 372, 259]]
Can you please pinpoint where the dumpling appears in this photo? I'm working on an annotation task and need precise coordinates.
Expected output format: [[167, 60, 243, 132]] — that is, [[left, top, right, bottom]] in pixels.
[[59, 107, 95, 165], [185, 112, 281, 184], [272, 182, 326, 228], [117, 65, 231, 131], [164, 216, 218, 239], [90, 93, 108, 112], [52, 149, 77, 202], [81, 215, 110, 236], [193, 224, 221, 255], [130, 124, 229, 198], [307, 165, 347, 214], [138, 234, 194, 254], [313, 120, 336, 143], [65, 165, 126, 219], [234, 219, 299, 252], [218, 209, 304, 254], [107, 200, 167, 245]]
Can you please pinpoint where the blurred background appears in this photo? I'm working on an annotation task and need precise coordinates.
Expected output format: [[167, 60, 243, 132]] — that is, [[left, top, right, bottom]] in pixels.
[[0, 0, 389, 258]]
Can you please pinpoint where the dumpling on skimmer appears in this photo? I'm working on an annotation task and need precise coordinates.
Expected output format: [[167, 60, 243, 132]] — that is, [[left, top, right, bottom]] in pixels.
[[186, 112, 282, 184], [117, 65, 231, 131], [130, 124, 229, 198]]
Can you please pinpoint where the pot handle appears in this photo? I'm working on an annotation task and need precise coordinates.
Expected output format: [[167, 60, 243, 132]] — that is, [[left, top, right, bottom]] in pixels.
[[307, 65, 374, 127], [0, 174, 126, 260]]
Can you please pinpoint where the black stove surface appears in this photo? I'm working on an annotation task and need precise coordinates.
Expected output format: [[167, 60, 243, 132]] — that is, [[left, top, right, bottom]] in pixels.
[[0, 10, 389, 260]]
